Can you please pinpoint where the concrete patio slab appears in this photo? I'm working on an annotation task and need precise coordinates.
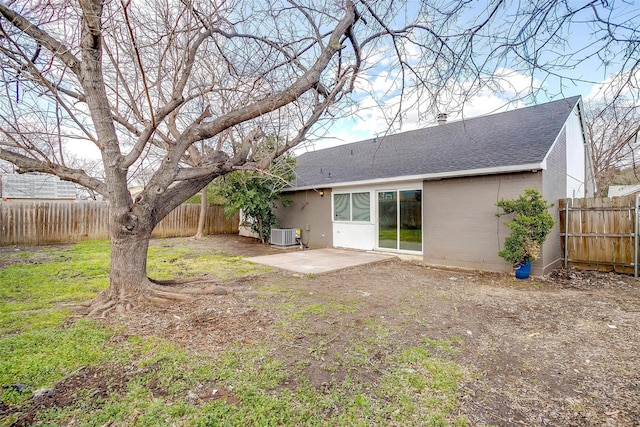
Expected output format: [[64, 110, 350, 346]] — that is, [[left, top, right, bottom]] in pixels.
[[247, 248, 396, 274]]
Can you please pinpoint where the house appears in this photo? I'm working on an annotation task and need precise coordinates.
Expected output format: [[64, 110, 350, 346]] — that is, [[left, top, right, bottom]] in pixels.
[[608, 184, 640, 198], [1, 174, 77, 202], [275, 96, 596, 276]]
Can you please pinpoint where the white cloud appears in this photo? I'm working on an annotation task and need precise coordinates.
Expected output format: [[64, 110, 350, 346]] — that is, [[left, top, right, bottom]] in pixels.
[[585, 69, 640, 105], [65, 139, 102, 160], [313, 68, 542, 150], [492, 68, 539, 98]]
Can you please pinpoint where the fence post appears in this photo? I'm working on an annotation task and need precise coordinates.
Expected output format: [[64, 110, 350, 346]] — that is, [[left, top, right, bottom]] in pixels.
[[36, 202, 41, 246], [564, 199, 569, 269], [635, 194, 639, 278]]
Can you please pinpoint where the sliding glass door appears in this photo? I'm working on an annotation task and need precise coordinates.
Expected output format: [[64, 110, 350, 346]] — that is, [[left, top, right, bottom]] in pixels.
[[378, 191, 398, 249], [399, 190, 422, 251], [377, 190, 422, 252]]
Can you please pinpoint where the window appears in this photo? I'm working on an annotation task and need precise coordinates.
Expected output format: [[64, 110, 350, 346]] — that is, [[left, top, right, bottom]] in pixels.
[[352, 192, 370, 221], [333, 194, 350, 221], [333, 192, 370, 222]]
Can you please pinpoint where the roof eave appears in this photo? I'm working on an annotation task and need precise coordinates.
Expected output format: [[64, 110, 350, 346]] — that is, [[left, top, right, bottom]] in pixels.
[[284, 163, 545, 192]]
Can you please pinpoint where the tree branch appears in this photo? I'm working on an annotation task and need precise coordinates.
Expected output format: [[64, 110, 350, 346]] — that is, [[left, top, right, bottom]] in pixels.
[[194, 2, 357, 143], [0, 4, 81, 74], [0, 147, 108, 195]]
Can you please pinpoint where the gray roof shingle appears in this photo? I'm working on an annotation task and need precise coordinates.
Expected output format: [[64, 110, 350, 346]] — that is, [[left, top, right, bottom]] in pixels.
[[291, 96, 581, 189]]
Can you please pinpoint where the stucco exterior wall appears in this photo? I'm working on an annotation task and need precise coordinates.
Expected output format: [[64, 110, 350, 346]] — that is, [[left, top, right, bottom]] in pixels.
[[422, 172, 544, 274], [564, 107, 587, 198], [275, 189, 333, 248], [542, 127, 568, 274], [281, 170, 564, 275]]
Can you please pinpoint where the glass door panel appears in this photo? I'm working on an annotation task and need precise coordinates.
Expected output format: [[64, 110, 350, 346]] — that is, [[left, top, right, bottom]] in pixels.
[[399, 190, 422, 251], [378, 191, 397, 249]]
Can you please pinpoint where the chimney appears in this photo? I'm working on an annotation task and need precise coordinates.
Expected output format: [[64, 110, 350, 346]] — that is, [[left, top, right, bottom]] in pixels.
[[437, 113, 448, 125]]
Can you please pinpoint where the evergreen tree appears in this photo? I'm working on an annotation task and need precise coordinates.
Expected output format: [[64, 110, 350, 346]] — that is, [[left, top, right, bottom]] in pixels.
[[496, 189, 556, 266]]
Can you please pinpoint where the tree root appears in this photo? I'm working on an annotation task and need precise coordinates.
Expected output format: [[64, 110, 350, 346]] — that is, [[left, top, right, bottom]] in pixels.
[[149, 276, 230, 296], [150, 283, 228, 295], [86, 276, 232, 317], [86, 298, 117, 318], [150, 276, 219, 286]]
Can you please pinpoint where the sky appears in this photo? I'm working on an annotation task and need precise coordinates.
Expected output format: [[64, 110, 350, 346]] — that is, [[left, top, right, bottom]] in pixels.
[[59, 0, 638, 160], [298, 0, 639, 152], [304, 70, 595, 153]]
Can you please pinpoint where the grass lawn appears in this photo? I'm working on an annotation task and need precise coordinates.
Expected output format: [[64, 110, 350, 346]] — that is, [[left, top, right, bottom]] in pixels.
[[0, 239, 468, 426]]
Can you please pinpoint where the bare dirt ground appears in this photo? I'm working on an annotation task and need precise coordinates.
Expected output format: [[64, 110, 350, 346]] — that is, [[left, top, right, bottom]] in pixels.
[[3, 235, 640, 426]]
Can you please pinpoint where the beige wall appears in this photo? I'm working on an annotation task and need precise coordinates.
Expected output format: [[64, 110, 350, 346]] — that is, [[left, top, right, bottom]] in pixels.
[[280, 170, 561, 275], [542, 128, 568, 273], [422, 172, 547, 274], [275, 189, 333, 248]]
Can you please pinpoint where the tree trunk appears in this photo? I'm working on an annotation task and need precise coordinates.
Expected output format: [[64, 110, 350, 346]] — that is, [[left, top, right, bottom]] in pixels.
[[87, 230, 152, 316], [195, 186, 207, 239], [256, 216, 265, 244], [109, 233, 151, 294], [88, 204, 218, 317], [85, 202, 154, 316]]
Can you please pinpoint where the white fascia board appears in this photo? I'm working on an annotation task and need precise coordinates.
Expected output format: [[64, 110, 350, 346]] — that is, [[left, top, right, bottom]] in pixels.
[[285, 162, 544, 192]]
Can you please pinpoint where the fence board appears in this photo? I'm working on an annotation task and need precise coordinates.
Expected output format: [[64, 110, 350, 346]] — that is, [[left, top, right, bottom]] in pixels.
[[0, 202, 238, 246], [560, 196, 637, 274]]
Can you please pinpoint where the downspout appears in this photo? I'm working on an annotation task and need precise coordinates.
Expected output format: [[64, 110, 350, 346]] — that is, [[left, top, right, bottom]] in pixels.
[[575, 98, 597, 196]]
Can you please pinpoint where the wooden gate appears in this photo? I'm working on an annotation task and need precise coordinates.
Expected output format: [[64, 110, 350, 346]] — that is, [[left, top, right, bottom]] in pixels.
[[559, 196, 638, 275]]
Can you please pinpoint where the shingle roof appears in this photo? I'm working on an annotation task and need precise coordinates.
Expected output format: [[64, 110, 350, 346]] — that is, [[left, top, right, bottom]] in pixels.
[[290, 96, 581, 189]]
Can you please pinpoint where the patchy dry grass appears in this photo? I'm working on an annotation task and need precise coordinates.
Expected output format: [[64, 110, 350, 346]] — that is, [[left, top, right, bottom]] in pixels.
[[1, 238, 468, 426], [2, 235, 639, 426]]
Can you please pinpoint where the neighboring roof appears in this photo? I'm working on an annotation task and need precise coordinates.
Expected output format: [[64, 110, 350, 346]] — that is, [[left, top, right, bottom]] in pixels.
[[290, 96, 582, 190], [1, 174, 77, 200], [608, 184, 640, 198]]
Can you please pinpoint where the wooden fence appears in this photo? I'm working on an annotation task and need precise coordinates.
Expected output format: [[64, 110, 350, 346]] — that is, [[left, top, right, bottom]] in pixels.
[[0, 201, 239, 246], [559, 196, 638, 275]]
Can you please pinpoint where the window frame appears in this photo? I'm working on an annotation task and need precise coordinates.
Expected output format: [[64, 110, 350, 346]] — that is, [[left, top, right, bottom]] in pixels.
[[332, 191, 371, 223]]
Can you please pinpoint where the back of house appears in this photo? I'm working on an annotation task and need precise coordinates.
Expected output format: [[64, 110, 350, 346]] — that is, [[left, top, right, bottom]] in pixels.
[[276, 96, 596, 275]]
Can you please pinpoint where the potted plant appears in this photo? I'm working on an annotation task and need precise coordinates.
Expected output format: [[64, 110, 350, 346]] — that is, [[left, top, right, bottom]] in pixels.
[[496, 188, 555, 279]]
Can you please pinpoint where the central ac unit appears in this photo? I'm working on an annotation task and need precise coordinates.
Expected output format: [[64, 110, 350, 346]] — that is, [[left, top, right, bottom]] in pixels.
[[270, 228, 299, 246]]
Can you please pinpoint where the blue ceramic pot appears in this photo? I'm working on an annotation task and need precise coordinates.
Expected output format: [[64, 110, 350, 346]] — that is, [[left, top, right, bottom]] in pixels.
[[514, 261, 531, 279]]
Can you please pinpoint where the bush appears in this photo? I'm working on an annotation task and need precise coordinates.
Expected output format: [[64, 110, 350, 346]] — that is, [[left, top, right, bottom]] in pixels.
[[496, 188, 555, 266], [214, 155, 294, 243]]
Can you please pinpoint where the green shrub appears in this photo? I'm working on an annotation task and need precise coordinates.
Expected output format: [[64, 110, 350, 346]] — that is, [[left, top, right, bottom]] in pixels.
[[496, 188, 555, 266]]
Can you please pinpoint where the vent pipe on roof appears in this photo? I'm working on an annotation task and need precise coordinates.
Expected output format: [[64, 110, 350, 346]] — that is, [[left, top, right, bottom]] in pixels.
[[437, 113, 448, 125]]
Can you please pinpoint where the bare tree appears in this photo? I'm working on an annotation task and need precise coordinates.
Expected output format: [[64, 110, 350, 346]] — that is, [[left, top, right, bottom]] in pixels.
[[0, 0, 638, 316], [194, 138, 224, 240], [194, 186, 209, 239], [584, 98, 640, 196]]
